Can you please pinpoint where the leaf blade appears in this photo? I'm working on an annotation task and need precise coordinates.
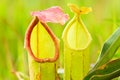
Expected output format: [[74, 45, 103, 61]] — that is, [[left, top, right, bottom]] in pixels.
[[84, 58, 120, 80], [94, 27, 120, 69], [84, 27, 120, 80]]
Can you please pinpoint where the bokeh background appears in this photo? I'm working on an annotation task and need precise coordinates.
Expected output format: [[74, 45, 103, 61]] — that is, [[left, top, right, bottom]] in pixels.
[[0, 0, 120, 79]]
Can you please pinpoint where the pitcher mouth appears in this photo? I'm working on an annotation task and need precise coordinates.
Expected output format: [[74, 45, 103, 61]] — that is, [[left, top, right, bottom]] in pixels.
[[24, 17, 59, 63]]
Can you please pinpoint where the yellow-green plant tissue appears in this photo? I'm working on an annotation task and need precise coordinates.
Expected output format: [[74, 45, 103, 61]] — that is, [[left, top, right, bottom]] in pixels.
[[62, 4, 92, 80]]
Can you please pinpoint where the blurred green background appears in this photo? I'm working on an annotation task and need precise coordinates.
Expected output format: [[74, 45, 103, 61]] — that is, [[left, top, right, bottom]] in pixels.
[[0, 0, 120, 79]]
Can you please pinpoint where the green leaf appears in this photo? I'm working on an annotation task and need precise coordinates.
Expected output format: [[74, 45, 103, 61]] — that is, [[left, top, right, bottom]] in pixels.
[[94, 27, 120, 69], [84, 58, 120, 80], [84, 27, 120, 80], [90, 69, 120, 80]]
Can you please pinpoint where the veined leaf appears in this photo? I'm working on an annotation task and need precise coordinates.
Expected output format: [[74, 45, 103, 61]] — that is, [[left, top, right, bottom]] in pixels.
[[84, 27, 120, 80], [90, 69, 120, 80], [94, 27, 120, 69], [84, 58, 120, 80]]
